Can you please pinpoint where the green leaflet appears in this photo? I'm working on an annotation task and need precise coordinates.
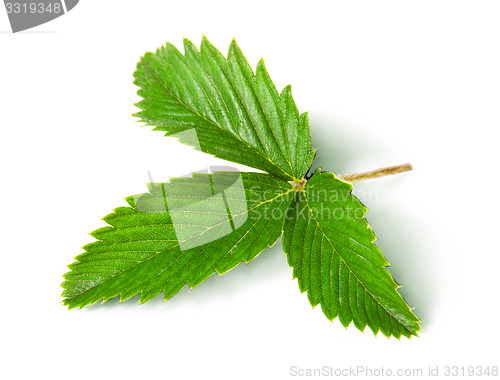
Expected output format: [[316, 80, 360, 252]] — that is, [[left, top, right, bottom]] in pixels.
[[62, 172, 294, 309], [283, 171, 421, 338], [133, 37, 315, 182], [62, 38, 420, 338]]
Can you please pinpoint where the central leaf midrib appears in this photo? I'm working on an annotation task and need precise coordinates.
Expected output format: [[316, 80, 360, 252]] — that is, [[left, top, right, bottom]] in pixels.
[[230, 49, 295, 177]]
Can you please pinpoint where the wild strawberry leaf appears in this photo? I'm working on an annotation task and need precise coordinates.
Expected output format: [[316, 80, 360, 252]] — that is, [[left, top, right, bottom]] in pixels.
[[133, 37, 315, 182], [62, 172, 294, 309], [283, 170, 420, 338], [62, 38, 420, 339]]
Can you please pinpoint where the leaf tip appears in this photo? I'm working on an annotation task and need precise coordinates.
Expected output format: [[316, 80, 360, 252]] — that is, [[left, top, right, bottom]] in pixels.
[[201, 35, 211, 47], [182, 38, 198, 54]]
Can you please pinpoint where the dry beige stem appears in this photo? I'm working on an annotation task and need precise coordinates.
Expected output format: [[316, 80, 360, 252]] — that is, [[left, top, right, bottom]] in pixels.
[[337, 163, 413, 183]]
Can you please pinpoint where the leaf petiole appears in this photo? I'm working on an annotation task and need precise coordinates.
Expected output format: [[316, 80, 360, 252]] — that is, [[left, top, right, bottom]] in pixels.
[[337, 163, 413, 183]]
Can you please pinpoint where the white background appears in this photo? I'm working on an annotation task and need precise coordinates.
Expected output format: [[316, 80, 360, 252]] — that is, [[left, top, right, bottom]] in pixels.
[[1, 1, 499, 379]]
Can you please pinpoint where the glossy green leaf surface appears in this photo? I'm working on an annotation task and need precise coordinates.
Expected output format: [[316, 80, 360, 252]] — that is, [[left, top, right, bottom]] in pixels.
[[62, 172, 294, 309], [283, 171, 420, 338], [133, 37, 315, 181]]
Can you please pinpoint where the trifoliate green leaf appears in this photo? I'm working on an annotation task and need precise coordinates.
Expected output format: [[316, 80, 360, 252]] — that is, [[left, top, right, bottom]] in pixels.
[[62, 172, 294, 309], [283, 170, 420, 338], [133, 37, 315, 182], [62, 38, 420, 339]]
